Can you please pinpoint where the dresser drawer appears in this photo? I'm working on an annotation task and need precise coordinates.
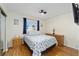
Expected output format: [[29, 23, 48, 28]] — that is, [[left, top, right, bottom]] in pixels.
[[54, 35, 64, 46], [46, 33, 64, 47]]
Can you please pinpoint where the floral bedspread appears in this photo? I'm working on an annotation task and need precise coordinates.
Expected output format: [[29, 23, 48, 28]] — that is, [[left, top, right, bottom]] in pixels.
[[23, 35, 57, 56]]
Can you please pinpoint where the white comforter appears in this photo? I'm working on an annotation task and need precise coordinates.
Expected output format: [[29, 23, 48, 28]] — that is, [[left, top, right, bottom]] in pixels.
[[23, 35, 57, 56]]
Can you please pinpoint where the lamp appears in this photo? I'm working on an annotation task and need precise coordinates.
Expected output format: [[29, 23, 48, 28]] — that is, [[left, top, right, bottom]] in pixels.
[[53, 28, 55, 35]]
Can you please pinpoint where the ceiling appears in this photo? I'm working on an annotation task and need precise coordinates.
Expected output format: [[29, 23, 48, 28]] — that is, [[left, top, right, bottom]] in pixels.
[[2, 3, 72, 20]]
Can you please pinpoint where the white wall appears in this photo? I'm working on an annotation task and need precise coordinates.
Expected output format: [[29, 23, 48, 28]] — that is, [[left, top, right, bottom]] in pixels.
[[45, 12, 79, 50]]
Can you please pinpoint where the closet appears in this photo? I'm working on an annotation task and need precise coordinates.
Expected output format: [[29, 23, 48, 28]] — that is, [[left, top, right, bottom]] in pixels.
[[0, 7, 6, 55]]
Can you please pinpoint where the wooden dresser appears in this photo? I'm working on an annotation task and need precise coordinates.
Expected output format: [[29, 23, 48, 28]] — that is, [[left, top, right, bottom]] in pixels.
[[46, 33, 64, 47]]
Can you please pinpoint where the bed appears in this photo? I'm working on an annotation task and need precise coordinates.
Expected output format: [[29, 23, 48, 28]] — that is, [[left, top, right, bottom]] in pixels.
[[23, 31, 57, 56]]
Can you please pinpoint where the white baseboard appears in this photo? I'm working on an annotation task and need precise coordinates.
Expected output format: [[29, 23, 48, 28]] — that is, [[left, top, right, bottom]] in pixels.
[[64, 44, 78, 50]]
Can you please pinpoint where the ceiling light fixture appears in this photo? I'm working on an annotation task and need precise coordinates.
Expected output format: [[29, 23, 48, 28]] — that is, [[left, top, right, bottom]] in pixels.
[[39, 10, 47, 15]]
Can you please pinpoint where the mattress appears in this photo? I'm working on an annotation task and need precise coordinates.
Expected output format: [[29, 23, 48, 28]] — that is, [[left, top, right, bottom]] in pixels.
[[23, 34, 57, 56]]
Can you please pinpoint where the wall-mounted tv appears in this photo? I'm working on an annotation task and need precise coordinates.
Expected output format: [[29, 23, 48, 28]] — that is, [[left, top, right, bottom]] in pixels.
[[72, 3, 79, 25]]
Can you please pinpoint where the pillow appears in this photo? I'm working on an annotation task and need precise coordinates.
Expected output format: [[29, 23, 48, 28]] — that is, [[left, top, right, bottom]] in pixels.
[[27, 30, 41, 36]]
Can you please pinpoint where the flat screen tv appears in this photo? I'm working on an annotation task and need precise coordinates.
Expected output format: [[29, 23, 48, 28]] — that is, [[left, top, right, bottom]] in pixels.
[[72, 3, 79, 25]]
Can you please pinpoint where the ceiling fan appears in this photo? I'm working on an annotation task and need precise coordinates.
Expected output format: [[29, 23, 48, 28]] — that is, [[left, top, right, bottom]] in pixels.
[[39, 10, 47, 15]]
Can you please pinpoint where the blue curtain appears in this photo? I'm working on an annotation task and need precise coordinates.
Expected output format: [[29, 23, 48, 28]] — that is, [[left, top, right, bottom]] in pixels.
[[23, 18, 27, 34], [37, 20, 40, 31]]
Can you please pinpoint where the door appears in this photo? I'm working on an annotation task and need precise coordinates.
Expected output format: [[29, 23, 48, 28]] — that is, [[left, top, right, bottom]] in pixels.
[[0, 9, 3, 55], [0, 9, 6, 55], [1, 13, 6, 51]]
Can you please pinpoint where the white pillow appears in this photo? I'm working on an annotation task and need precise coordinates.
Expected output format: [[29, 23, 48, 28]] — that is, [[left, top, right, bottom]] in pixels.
[[27, 30, 41, 36]]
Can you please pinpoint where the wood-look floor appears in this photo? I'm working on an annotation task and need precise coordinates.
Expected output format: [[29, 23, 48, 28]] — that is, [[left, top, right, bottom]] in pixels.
[[4, 37, 78, 56]]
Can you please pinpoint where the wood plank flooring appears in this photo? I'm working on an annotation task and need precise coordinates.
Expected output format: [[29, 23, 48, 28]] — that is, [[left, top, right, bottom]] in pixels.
[[4, 37, 78, 56], [4, 37, 32, 56], [43, 46, 78, 56]]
